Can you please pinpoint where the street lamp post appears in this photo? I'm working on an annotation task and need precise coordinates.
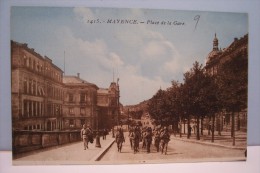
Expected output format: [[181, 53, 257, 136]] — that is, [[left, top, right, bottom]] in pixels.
[[95, 107, 101, 148], [112, 117, 115, 138], [128, 108, 129, 130]]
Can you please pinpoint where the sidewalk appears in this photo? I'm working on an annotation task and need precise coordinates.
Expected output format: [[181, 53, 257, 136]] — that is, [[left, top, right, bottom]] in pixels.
[[172, 130, 247, 150], [13, 134, 115, 165]]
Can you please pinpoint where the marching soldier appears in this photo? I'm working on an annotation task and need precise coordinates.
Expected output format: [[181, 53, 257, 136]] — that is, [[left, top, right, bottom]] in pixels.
[[159, 127, 170, 154], [144, 127, 153, 153], [115, 128, 125, 152], [153, 127, 161, 152]]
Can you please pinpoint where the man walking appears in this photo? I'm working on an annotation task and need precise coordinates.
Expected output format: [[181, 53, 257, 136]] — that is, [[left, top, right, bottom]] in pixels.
[[144, 127, 153, 153], [81, 124, 92, 150]]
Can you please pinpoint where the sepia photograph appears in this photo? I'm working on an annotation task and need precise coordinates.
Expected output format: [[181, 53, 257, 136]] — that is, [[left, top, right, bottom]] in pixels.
[[10, 6, 248, 165]]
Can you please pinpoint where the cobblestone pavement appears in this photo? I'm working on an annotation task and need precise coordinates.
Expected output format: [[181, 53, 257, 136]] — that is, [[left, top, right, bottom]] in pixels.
[[13, 134, 115, 165], [100, 132, 246, 164]]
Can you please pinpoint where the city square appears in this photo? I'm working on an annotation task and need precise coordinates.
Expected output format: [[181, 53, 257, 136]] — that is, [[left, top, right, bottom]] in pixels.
[[10, 7, 247, 164]]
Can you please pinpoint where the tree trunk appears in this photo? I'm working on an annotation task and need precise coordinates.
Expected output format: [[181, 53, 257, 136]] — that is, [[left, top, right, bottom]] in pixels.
[[187, 116, 190, 139], [232, 111, 235, 146], [208, 116, 211, 135], [237, 113, 240, 131], [211, 114, 215, 143], [183, 120, 186, 134], [172, 121, 176, 136], [196, 116, 200, 140], [201, 116, 204, 135], [231, 112, 234, 138], [179, 116, 182, 138]]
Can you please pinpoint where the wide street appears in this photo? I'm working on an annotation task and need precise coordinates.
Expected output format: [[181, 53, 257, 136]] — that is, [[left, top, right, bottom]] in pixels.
[[100, 133, 246, 164], [13, 131, 246, 165]]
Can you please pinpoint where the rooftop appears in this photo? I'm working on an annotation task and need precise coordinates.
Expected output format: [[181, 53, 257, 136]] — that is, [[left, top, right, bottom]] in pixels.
[[63, 75, 98, 89]]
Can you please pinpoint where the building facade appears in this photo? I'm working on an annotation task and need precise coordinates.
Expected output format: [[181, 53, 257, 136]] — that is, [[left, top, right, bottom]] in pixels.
[[205, 33, 248, 76], [97, 81, 120, 130], [11, 41, 64, 131], [205, 34, 248, 132], [11, 41, 120, 131], [62, 74, 98, 130]]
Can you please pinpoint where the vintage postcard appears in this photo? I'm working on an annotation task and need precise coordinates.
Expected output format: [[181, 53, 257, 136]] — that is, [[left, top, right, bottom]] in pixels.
[[11, 6, 248, 165]]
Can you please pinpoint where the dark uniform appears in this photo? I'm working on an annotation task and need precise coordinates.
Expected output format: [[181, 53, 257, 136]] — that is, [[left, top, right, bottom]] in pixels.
[[144, 127, 153, 153], [115, 128, 125, 152], [133, 126, 141, 154], [159, 127, 170, 154], [153, 128, 161, 152]]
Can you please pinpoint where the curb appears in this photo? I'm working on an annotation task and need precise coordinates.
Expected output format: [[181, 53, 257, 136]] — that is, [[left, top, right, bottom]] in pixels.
[[172, 136, 246, 150], [91, 139, 115, 161]]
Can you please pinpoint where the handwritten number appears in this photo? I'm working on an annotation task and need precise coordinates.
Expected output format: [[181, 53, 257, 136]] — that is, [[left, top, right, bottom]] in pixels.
[[194, 15, 200, 31]]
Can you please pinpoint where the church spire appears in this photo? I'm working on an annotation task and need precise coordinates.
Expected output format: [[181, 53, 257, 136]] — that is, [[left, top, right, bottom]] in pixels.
[[213, 33, 219, 51]]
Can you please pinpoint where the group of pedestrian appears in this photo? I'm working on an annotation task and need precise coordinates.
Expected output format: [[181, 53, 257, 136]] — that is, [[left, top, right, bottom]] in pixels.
[[128, 126, 171, 154], [80, 125, 109, 150], [80, 124, 171, 155], [153, 126, 171, 154]]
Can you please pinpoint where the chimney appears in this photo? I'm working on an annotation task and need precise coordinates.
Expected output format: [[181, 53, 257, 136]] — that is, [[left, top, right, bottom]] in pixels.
[[77, 73, 80, 78]]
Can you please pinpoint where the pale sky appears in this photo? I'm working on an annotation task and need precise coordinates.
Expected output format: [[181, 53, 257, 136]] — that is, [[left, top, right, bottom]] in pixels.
[[11, 7, 248, 105]]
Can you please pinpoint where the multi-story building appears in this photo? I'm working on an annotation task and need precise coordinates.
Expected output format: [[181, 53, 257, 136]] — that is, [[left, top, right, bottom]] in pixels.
[[62, 74, 98, 130], [205, 33, 248, 76], [97, 80, 120, 130], [11, 41, 64, 131], [11, 41, 120, 131], [205, 34, 248, 131]]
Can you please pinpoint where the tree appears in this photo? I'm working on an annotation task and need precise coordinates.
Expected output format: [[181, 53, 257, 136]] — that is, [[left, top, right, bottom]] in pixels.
[[201, 74, 221, 143], [182, 61, 204, 140], [217, 54, 248, 145], [167, 81, 184, 136], [147, 89, 168, 125], [183, 61, 221, 140]]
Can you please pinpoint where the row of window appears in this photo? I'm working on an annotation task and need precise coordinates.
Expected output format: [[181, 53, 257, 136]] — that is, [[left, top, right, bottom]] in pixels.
[[47, 103, 63, 117], [68, 107, 87, 115], [68, 92, 88, 103], [23, 99, 62, 117], [23, 120, 63, 131], [23, 124, 44, 130], [23, 100, 44, 117], [23, 56, 44, 74], [23, 77, 64, 101], [47, 84, 64, 101], [22, 56, 62, 82], [68, 119, 86, 128], [45, 64, 62, 82], [23, 78, 44, 96]]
